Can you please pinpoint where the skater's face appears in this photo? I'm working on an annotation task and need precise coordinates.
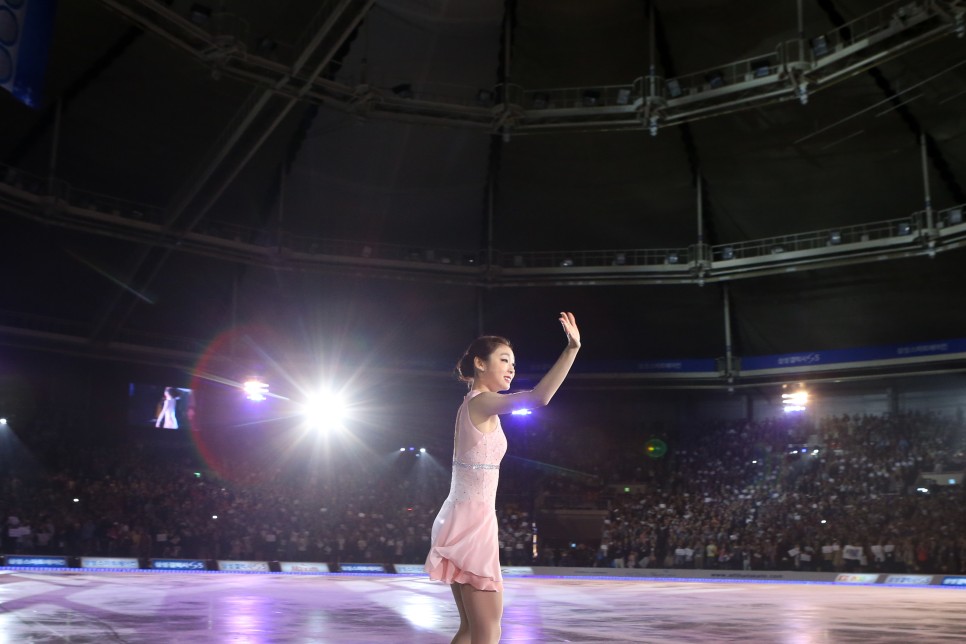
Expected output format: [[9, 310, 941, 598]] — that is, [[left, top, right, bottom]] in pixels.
[[475, 344, 515, 392]]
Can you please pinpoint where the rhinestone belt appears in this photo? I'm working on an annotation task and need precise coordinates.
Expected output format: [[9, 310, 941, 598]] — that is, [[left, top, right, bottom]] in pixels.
[[453, 459, 499, 470]]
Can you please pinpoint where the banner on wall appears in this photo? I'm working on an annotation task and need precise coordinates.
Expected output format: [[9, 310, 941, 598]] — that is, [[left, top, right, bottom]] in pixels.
[[742, 338, 966, 373], [0, 0, 58, 108], [4, 555, 69, 567], [80, 557, 140, 569], [279, 561, 330, 573]]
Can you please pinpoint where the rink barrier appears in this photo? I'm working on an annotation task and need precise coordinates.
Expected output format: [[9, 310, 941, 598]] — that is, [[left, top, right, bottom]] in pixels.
[[2, 555, 963, 587]]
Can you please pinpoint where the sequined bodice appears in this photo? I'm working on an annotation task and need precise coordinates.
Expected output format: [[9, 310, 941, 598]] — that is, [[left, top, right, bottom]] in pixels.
[[447, 392, 507, 506]]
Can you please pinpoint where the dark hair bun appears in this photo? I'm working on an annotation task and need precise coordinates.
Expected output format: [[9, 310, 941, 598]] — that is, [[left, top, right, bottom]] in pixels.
[[454, 335, 513, 383]]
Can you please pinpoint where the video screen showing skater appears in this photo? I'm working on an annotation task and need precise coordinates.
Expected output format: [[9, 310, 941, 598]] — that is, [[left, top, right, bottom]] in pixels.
[[128, 383, 194, 431]]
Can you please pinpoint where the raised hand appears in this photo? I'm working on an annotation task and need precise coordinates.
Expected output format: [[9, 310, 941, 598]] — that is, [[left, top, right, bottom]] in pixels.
[[559, 311, 581, 349]]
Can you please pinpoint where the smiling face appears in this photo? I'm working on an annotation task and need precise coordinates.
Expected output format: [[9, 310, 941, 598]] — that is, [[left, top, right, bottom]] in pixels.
[[474, 344, 515, 392]]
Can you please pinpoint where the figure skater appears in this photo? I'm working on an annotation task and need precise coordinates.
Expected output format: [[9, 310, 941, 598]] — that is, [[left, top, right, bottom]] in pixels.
[[425, 312, 581, 643], [156, 387, 179, 429]]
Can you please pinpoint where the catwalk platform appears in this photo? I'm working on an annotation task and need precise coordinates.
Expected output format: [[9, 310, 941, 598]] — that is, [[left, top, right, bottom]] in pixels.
[[2, 569, 965, 642]]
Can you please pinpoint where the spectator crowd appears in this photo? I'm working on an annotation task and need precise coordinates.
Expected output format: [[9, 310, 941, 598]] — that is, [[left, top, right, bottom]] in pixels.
[[2, 409, 964, 575]]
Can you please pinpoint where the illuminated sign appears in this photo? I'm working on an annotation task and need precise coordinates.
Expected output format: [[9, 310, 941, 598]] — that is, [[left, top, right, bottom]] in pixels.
[[941, 576, 966, 586], [393, 564, 428, 575], [150, 559, 207, 570], [884, 575, 932, 585], [4, 556, 70, 568], [338, 563, 386, 573], [279, 562, 331, 573], [217, 560, 270, 572], [81, 557, 140, 569], [835, 574, 879, 584]]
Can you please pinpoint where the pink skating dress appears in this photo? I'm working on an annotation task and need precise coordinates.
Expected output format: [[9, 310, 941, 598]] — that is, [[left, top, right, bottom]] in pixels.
[[425, 390, 507, 592]]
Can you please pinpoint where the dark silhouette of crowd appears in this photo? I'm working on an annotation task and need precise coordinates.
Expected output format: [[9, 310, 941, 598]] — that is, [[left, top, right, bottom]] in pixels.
[[599, 410, 966, 574], [2, 408, 964, 575]]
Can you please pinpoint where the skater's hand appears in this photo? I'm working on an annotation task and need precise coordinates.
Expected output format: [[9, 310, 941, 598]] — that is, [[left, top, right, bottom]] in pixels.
[[559, 312, 580, 349]]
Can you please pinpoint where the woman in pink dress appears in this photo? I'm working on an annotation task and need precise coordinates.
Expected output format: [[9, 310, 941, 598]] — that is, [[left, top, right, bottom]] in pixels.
[[426, 312, 581, 643]]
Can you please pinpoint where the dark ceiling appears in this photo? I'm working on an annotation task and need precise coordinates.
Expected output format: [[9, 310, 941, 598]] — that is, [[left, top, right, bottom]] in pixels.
[[1, 0, 965, 383]]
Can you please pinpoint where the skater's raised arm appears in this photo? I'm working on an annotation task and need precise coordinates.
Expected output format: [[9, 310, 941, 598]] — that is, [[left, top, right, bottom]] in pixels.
[[468, 312, 581, 419]]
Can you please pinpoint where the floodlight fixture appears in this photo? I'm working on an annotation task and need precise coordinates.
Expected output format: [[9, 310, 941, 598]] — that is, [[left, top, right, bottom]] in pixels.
[[582, 90, 600, 106], [947, 208, 963, 225], [256, 37, 278, 55], [782, 388, 809, 413], [616, 88, 631, 105], [476, 89, 494, 107], [705, 71, 725, 89], [811, 35, 830, 58], [560, 258, 574, 267], [751, 59, 772, 78], [897, 222, 912, 236], [829, 231, 842, 245], [304, 390, 347, 431], [0, 418, 6, 425], [721, 246, 734, 260], [243, 378, 269, 401], [392, 83, 414, 99], [189, 3, 212, 26], [666, 253, 679, 264], [666, 79, 682, 98]]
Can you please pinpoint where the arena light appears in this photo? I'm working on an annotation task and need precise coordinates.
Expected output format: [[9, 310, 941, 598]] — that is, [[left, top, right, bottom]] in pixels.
[[243, 378, 269, 401], [303, 390, 346, 431], [511, 409, 532, 416], [0, 417, 6, 425], [782, 385, 809, 413]]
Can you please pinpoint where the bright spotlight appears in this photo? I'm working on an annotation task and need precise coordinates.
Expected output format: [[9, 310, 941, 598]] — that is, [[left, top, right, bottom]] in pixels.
[[782, 387, 809, 413], [243, 379, 269, 401], [0, 418, 6, 425], [511, 409, 532, 416], [303, 390, 346, 431], [419, 448, 426, 453]]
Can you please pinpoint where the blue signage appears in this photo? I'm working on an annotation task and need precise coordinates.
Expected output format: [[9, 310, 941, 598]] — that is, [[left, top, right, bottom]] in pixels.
[[150, 558, 207, 571], [941, 576, 966, 586], [4, 555, 69, 568], [338, 563, 386, 573], [81, 557, 140, 570], [743, 337, 966, 372]]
